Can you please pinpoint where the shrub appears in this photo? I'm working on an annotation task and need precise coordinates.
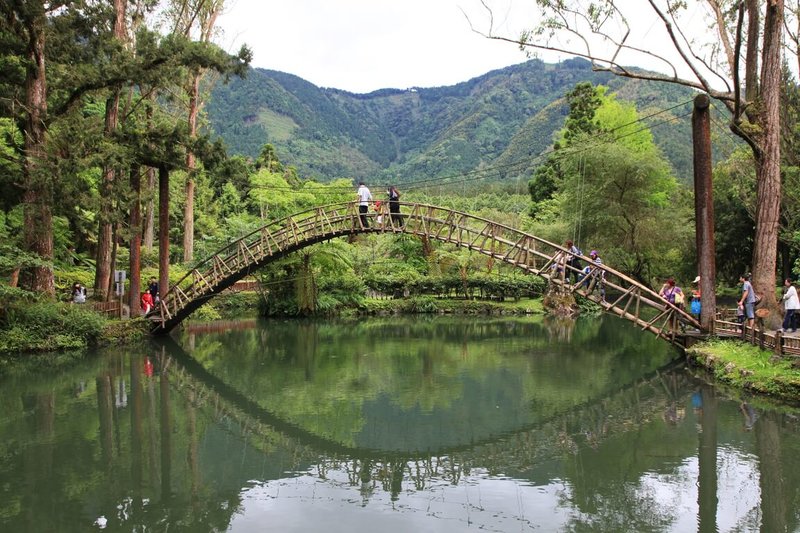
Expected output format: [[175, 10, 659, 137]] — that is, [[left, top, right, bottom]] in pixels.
[[0, 302, 107, 354]]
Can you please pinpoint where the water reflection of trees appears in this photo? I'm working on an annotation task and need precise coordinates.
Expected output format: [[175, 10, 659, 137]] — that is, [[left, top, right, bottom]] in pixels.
[[1, 320, 799, 531], [164, 342, 800, 530], [178, 316, 677, 451]]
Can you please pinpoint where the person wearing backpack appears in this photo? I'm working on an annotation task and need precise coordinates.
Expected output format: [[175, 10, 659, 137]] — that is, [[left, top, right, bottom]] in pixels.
[[659, 278, 684, 309], [387, 185, 403, 227]]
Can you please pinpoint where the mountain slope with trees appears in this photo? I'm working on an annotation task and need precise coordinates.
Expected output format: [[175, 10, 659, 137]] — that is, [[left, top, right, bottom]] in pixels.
[[207, 58, 735, 185]]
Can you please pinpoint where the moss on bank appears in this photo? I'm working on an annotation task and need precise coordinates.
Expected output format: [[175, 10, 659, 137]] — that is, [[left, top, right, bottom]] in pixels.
[[686, 339, 800, 404]]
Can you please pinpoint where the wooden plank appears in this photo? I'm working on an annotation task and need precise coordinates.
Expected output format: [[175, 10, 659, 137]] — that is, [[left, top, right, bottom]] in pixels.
[[608, 286, 635, 310]]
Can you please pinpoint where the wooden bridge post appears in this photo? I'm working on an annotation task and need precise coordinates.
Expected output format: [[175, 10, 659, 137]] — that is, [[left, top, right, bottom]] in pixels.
[[693, 94, 716, 333]]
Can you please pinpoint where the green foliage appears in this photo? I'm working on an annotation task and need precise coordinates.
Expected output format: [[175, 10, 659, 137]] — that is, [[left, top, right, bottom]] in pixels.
[[0, 302, 107, 354], [538, 88, 691, 282], [189, 304, 223, 322], [713, 148, 756, 283]]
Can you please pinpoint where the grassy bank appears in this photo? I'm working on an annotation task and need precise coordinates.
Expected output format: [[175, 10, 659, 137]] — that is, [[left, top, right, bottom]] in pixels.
[[0, 301, 149, 375], [686, 339, 800, 404]]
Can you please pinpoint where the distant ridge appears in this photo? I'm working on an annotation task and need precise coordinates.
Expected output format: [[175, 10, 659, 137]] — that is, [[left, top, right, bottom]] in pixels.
[[207, 58, 733, 185]]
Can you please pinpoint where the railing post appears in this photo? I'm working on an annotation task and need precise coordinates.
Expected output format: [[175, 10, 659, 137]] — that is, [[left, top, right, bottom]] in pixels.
[[774, 330, 783, 356]]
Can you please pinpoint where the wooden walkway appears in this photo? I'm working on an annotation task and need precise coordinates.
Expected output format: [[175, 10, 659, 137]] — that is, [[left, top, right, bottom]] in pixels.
[[714, 310, 800, 357], [151, 201, 701, 344]]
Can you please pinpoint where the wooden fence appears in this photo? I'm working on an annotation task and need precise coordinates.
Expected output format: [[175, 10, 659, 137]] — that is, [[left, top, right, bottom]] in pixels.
[[714, 308, 800, 357]]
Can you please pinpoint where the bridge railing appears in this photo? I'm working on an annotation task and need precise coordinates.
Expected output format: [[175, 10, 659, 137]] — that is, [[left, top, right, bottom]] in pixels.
[[153, 201, 700, 342]]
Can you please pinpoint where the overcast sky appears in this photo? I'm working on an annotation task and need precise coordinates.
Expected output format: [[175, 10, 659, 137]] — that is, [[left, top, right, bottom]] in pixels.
[[216, 0, 541, 93]]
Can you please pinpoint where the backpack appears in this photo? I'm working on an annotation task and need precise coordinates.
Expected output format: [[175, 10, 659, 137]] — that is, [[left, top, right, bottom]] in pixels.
[[674, 290, 684, 306]]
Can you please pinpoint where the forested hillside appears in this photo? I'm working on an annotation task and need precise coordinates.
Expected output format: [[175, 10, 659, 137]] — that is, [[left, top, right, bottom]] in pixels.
[[207, 58, 736, 185]]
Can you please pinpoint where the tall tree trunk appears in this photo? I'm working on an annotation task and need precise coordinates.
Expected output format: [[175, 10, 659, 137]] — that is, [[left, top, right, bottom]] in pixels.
[[21, 4, 54, 296], [179, 2, 222, 263], [94, 0, 127, 300], [129, 165, 142, 316], [143, 167, 156, 251], [95, 159, 115, 301], [108, 219, 118, 302], [182, 74, 199, 263], [751, 0, 783, 318], [159, 166, 170, 297]]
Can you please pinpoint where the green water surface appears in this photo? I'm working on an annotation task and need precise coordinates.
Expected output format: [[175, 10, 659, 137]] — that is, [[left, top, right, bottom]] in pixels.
[[0, 315, 798, 532]]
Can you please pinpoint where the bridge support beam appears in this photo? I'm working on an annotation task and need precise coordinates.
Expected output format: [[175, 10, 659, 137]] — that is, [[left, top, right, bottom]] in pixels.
[[693, 94, 716, 333]]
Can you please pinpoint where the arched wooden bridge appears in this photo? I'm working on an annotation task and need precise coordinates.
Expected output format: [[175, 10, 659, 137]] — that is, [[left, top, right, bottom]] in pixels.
[[152, 201, 701, 345]]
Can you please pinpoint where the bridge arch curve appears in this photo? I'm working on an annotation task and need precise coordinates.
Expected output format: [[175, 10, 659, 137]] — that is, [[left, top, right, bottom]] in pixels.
[[152, 202, 699, 344]]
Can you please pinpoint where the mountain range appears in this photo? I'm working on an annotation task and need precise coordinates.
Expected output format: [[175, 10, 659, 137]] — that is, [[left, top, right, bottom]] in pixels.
[[207, 57, 736, 186]]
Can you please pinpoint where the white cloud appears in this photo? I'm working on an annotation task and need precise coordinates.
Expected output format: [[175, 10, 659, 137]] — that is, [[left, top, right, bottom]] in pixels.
[[216, 0, 537, 93]]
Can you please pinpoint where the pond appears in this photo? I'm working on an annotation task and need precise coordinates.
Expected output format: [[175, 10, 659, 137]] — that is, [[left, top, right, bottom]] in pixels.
[[0, 315, 799, 532]]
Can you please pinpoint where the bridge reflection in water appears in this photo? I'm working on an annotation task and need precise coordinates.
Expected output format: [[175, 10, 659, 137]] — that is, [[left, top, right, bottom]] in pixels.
[[1, 317, 799, 532]]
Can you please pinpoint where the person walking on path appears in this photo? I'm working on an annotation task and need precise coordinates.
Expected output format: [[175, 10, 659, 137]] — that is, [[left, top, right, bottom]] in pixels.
[[781, 278, 799, 333], [356, 181, 372, 228], [738, 273, 756, 329], [387, 185, 403, 227]]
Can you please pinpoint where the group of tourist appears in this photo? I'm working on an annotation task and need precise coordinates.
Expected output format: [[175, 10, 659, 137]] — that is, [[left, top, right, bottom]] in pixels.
[[551, 241, 606, 301], [734, 273, 799, 333], [656, 271, 800, 334], [356, 182, 403, 228]]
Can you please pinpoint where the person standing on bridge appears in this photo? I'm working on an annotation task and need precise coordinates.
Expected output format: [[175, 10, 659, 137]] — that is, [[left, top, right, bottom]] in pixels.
[[387, 185, 403, 227], [564, 240, 582, 283], [148, 278, 159, 304], [737, 273, 756, 329], [659, 278, 684, 309], [586, 250, 605, 302], [356, 181, 372, 228]]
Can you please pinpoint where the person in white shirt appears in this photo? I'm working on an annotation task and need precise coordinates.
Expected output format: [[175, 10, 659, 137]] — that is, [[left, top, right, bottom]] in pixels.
[[781, 278, 799, 332], [356, 181, 372, 228]]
